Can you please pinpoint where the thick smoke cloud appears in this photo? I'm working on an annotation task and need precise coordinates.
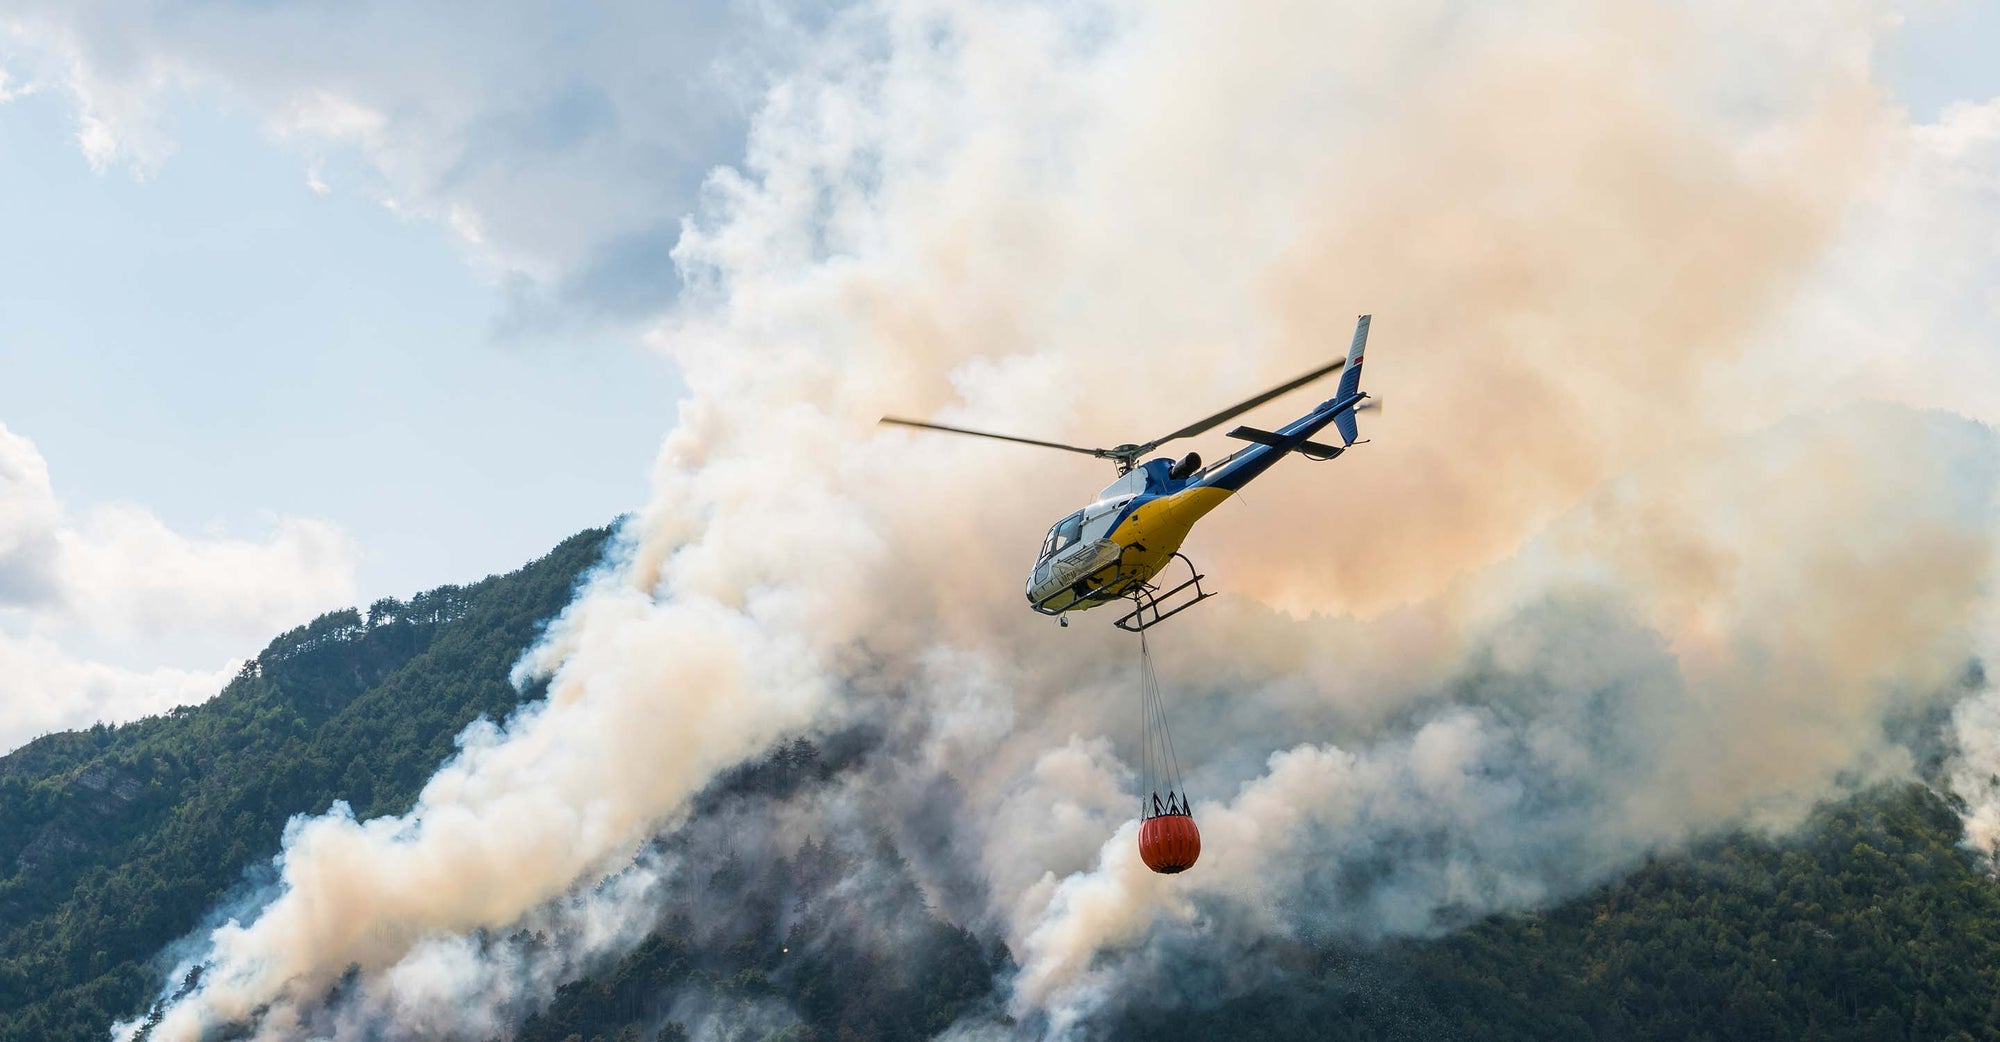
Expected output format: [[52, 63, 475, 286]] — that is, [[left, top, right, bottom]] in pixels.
[[1012, 405, 1999, 1025], [123, 0, 2000, 1038]]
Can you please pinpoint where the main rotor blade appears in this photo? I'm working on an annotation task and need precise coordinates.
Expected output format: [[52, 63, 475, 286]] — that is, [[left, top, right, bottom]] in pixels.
[[1132, 356, 1347, 455], [879, 417, 1108, 458]]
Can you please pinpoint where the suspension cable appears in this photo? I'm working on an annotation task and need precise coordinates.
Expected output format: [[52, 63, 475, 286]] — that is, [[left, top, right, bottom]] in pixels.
[[1138, 626, 1187, 818]]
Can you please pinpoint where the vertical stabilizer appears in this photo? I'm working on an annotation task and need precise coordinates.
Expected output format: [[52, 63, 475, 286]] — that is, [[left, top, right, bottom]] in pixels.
[[1333, 314, 1370, 444]]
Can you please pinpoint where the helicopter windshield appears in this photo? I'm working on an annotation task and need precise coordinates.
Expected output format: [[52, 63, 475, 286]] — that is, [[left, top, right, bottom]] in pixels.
[[1040, 511, 1085, 560]]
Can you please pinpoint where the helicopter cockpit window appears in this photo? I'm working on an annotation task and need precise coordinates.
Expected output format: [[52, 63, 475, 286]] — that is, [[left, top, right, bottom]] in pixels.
[[1041, 511, 1085, 560]]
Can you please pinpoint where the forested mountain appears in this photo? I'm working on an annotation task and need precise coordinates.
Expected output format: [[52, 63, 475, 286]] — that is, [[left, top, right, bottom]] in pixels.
[[4, 526, 2000, 1042], [0, 529, 613, 1042]]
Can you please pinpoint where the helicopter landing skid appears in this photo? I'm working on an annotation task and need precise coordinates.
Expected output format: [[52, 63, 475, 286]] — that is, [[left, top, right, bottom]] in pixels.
[[1113, 553, 1215, 633]]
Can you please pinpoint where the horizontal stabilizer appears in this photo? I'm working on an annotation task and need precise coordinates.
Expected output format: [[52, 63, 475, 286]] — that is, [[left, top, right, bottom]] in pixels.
[[1226, 425, 1344, 459], [1225, 425, 1285, 446]]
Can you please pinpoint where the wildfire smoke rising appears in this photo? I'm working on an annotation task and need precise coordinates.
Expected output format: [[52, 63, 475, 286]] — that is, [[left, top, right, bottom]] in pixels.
[[135, 0, 2000, 1038]]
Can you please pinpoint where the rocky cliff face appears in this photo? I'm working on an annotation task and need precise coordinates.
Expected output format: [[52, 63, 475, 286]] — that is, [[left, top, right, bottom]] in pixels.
[[14, 761, 146, 876]]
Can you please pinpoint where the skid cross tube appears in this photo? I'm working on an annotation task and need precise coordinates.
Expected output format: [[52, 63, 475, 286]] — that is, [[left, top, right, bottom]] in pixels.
[[1113, 553, 1216, 632]]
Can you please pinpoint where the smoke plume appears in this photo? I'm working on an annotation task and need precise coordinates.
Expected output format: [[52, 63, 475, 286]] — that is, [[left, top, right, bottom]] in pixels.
[[129, 0, 2000, 1038]]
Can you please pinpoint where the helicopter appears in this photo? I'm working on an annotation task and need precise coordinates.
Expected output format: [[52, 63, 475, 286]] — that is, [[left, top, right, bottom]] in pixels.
[[882, 315, 1376, 631]]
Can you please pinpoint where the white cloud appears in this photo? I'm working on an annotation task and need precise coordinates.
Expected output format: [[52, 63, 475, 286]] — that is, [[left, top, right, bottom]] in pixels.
[[0, 421, 61, 604], [55, 508, 356, 644], [0, 421, 358, 753], [0, 631, 235, 753], [0, 63, 33, 102], [0, 0, 805, 323]]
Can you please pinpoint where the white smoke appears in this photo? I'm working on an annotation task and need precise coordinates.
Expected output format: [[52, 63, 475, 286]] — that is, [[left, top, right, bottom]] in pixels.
[[1011, 405, 2000, 1026], [1949, 688, 2000, 864], [125, 0, 2000, 1038]]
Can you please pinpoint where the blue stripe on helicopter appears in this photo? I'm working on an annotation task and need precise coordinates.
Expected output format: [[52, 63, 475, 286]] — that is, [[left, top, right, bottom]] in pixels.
[[1093, 393, 1367, 528], [1091, 384, 1369, 539], [1190, 393, 1364, 493]]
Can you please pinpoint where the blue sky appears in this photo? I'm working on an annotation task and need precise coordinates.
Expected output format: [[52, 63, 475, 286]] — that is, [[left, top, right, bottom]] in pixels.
[[0, 91, 675, 603], [1881, 1, 2000, 119], [0, 0, 1996, 749]]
